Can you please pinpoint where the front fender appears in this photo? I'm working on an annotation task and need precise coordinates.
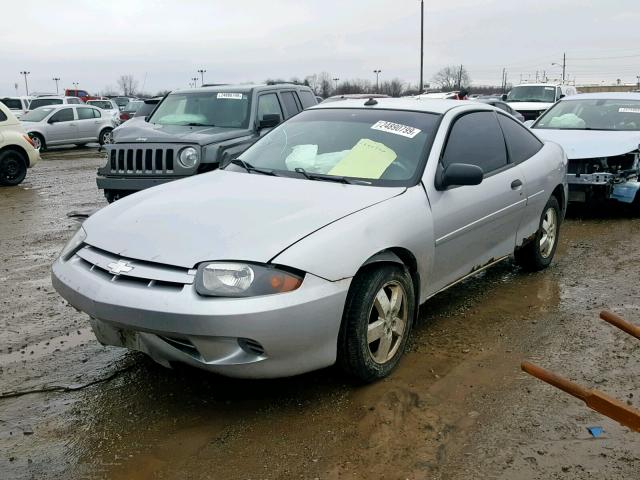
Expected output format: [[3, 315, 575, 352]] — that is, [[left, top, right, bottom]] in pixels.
[[271, 186, 434, 302]]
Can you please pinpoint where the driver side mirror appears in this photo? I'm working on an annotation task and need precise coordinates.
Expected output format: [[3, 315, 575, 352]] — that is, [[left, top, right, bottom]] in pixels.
[[437, 163, 483, 190], [501, 94, 508, 101], [558, 94, 565, 100], [258, 113, 281, 130]]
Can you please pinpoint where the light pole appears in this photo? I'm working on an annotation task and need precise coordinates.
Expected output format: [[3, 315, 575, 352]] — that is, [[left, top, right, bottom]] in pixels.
[[52, 77, 60, 95], [373, 69, 382, 92], [333, 77, 340, 93], [197, 69, 206, 85], [20, 71, 30, 96], [191, 77, 198, 88], [72, 82, 79, 97], [551, 53, 566, 83], [419, 0, 424, 93]]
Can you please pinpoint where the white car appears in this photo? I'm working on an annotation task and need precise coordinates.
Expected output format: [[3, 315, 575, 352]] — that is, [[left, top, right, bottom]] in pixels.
[[0, 96, 32, 119], [86, 99, 122, 125], [20, 104, 116, 150], [0, 102, 40, 185], [27, 96, 83, 112], [505, 84, 577, 121]]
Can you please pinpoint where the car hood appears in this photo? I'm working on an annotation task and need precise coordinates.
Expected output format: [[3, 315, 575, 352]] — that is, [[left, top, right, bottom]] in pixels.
[[507, 102, 553, 112], [112, 121, 252, 145], [83, 170, 406, 268], [532, 129, 640, 159]]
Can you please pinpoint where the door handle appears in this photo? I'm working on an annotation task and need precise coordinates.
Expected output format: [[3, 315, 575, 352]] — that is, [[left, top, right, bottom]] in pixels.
[[511, 179, 523, 189]]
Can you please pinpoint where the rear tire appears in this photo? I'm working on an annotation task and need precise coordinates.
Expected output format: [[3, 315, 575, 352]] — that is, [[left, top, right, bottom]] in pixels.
[[0, 150, 28, 186], [338, 264, 415, 382], [29, 133, 45, 151], [515, 196, 561, 271]]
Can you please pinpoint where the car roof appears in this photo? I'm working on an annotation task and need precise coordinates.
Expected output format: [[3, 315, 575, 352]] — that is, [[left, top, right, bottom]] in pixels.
[[32, 96, 81, 100], [561, 92, 640, 100], [176, 84, 313, 94], [310, 97, 486, 115]]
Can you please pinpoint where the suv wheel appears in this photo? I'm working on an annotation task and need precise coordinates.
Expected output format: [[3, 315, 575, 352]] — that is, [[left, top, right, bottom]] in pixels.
[[104, 189, 132, 203], [99, 129, 113, 145], [338, 264, 415, 382], [515, 196, 561, 271], [0, 150, 28, 186]]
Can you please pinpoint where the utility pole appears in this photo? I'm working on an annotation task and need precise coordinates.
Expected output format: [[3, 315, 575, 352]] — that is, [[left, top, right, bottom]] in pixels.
[[197, 69, 206, 85], [373, 69, 382, 92], [562, 52, 566, 83], [457, 64, 463, 90], [501, 68, 507, 93], [52, 77, 60, 95], [20, 71, 30, 96], [333, 77, 340, 92], [419, 0, 424, 93], [636, 75, 639, 90]]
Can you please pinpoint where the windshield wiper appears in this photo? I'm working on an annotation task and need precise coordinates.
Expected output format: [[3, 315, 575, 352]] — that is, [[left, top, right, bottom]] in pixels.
[[184, 122, 213, 127], [294, 167, 359, 184], [227, 159, 278, 176]]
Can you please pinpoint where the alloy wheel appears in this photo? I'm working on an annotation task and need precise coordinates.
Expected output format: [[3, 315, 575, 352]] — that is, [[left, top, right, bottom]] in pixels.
[[539, 207, 557, 258], [367, 280, 408, 364]]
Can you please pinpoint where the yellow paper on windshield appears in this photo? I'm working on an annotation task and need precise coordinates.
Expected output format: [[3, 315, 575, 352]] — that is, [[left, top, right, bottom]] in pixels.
[[328, 139, 397, 179]]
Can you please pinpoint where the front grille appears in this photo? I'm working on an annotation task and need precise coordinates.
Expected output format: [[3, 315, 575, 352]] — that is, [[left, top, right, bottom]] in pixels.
[[103, 143, 191, 177]]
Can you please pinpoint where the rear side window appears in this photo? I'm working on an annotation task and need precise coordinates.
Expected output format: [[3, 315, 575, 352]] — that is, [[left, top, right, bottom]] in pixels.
[[497, 114, 543, 164], [441, 111, 507, 174], [77, 107, 94, 120], [298, 90, 316, 108], [280, 91, 300, 118], [92, 108, 102, 118], [50, 108, 74, 122], [0, 109, 7, 121]]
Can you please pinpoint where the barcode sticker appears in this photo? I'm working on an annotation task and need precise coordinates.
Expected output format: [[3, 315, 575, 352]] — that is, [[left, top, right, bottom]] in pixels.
[[619, 107, 640, 114], [371, 120, 421, 138], [217, 93, 244, 100]]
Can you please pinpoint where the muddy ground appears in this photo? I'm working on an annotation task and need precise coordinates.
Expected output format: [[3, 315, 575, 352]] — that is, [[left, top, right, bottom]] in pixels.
[[1, 147, 639, 480]]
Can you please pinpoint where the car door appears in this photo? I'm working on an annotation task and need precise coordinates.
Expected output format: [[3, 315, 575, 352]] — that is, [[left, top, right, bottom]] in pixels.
[[46, 107, 78, 144], [76, 107, 100, 141], [424, 110, 527, 293]]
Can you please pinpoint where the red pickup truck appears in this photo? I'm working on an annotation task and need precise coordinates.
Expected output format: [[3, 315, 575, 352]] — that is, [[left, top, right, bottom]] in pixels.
[[64, 88, 98, 102]]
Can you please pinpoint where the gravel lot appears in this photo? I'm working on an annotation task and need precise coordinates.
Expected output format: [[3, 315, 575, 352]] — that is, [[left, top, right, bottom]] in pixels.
[[1, 146, 639, 479]]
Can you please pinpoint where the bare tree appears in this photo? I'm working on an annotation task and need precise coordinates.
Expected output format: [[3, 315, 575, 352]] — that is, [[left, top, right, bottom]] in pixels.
[[318, 72, 332, 98], [101, 85, 118, 96], [117, 75, 139, 96], [380, 78, 405, 97], [432, 65, 471, 90]]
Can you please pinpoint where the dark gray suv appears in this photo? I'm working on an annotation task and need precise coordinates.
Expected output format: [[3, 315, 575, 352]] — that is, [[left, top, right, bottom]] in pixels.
[[97, 84, 317, 202]]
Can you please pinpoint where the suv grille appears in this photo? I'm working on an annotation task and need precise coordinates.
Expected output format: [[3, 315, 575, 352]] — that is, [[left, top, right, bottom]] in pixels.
[[102, 143, 198, 177]]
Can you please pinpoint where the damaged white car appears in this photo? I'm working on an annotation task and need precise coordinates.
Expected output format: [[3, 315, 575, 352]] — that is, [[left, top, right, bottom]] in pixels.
[[531, 93, 640, 206]]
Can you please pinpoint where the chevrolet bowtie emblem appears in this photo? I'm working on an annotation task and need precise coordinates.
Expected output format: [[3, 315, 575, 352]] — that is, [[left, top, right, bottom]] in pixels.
[[106, 260, 134, 275]]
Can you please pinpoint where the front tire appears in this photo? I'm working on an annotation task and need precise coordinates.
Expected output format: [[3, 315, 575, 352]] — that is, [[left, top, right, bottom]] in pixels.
[[515, 196, 561, 271], [338, 264, 415, 382], [99, 128, 113, 146], [0, 150, 28, 186]]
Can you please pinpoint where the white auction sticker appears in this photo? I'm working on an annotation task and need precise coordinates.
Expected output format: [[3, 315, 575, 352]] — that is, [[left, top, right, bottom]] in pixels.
[[371, 120, 421, 138], [545, 87, 555, 91], [619, 107, 640, 114], [217, 93, 244, 100]]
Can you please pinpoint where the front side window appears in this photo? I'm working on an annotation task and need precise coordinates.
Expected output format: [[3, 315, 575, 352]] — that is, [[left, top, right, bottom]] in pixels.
[[0, 109, 7, 122], [257, 93, 283, 120], [534, 98, 640, 131], [21, 107, 55, 122], [442, 112, 507, 174], [235, 108, 440, 186], [76, 107, 94, 120], [29, 98, 63, 109], [507, 85, 557, 103], [50, 108, 74, 123], [148, 91, 251, 128], [497, 114, 543, 163]]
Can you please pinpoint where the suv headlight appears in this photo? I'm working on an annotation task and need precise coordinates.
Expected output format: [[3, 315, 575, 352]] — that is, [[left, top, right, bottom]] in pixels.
[[195, 262, 303, 297], [179, 147, 199, 168], [59, 227, 87, 260]]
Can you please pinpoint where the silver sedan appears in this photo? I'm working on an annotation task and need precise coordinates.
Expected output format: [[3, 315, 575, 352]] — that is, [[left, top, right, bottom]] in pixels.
[[52, 98, 567, 381], [20, 104, 116, 150]]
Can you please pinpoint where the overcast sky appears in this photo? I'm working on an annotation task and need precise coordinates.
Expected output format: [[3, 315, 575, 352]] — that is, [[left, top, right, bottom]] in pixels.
[[2, 0, 639, 96]]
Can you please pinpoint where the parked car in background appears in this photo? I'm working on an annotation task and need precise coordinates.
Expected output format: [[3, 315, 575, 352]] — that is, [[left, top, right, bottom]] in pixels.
[[97, 83, 317, 202], [416, 92, 459, 100], [0, 102, 39, 185], [133, 97, 162, 119], [322, 93, 390, 103], [53, 98, 567, 381], [475, 98, 525, 122], [28, 96, 83, 111], [20, 104, 116, 150], [0, 97, 31, 119], [87, 99, 121, 125], [505, 83, 577, 121], [113, 97, 133, 111], [531, 92, 640, 206], [118, 100, 144, 122], [64, 88, 97, 102]]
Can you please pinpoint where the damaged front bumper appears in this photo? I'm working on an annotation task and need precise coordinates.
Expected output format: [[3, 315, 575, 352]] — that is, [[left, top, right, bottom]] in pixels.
[[567, 153, 640, 204]]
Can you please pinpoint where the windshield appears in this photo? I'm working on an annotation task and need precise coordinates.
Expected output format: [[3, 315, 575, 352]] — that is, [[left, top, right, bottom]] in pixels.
[[148, 91, 251, 127], [1, 98, 22, 109], [507, 86, 557, 103], [534, 98, 640, 131], [88, 100, 113, 109], [29, 98, 63, 109], [233, 108, 440, 186], [21, 107, 55, 122], [114, 97, 129, 106]]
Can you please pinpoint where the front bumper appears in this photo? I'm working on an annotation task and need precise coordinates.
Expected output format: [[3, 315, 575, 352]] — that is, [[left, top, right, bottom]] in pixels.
[[96, 175, 185, 191], [567, 173, 640, 204], [51, 250, 351, 378]]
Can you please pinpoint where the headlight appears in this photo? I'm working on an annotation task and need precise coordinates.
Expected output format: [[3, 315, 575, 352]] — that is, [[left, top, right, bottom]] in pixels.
[[59, 227, 87, 260], [179, 147, 199, 168], [195, 262, 303, 297]]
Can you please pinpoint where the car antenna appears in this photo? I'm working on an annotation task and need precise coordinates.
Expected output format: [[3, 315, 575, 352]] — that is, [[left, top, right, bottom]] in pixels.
[[364, 97, 378, 106]]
